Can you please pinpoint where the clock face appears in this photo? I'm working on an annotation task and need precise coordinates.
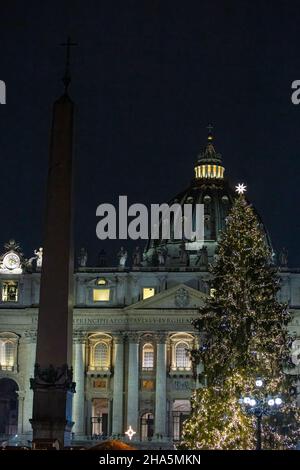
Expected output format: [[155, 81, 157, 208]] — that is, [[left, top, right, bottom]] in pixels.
[[3, 253, 20, 270]]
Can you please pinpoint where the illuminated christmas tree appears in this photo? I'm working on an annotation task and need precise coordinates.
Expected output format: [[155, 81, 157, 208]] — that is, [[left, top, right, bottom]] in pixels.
[[181, 188, 300, 449]]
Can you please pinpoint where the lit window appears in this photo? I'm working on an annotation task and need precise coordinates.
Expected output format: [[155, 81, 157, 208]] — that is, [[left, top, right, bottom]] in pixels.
[[0, 340, 15, 370], [94, 342, 109, 368], [97, 278, 107, 285], [175, 342, 191, 369], [143, 288, 155, 300], [194, 164, 224, 180], [142, 343, 154, 369], [93, 289, 110, 302], [2, 281, 18, 302]]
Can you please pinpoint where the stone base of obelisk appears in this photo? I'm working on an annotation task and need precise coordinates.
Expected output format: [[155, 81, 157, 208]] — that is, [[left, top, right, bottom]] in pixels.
[[31, 389, 74, 448]]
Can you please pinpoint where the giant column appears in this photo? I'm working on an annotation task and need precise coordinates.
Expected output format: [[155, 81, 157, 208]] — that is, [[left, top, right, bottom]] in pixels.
[[22, 331, 37, 436], [154, 333, 167, 438], [126, 333, 139, 437], [112, 333, 125, 436], [30, 53, 76, 447], [72, 332, 86, 437]]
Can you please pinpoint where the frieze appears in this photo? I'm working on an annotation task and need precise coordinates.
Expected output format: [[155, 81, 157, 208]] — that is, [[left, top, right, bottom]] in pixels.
[[74, 316, 192, 327], [1, 311, 194, 330]]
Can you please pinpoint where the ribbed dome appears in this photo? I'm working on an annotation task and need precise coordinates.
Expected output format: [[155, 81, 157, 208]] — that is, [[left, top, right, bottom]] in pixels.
[[143, 131, 272, 268]]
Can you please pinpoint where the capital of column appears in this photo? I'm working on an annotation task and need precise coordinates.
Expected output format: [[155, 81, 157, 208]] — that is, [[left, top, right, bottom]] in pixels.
[[22, 330, 37, 344], [127, 331, 140, 343], [154, 332, 168, 344], [113, 332, 126, 344], [130, 275, 139, 285], [114, 274, 127, 285], [73, 330, 87, 344], [76, 276, 85, 285]]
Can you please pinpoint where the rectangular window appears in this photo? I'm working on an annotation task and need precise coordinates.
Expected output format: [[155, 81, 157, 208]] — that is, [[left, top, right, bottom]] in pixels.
[[93, 289, 110, 302], [143, 351, 154, 369], [142, 287, 155, 300], [2, 281, 18, 302]]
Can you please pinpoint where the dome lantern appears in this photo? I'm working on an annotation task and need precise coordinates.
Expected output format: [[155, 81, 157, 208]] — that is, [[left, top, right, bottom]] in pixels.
[[194, 125, 225, 180]]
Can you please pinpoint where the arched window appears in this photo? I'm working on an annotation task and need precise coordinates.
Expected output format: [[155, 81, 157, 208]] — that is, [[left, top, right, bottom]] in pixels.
[[0, 378, 19, 435], [175, 342, 190, 369], [94, 342, 109, 369], [142, 343, 154, 370], [0, 340, 15, 370]]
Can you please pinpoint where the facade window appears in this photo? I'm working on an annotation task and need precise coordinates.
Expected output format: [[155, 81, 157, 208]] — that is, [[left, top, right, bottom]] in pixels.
[[2, 281, 18, 302], [88, 333, 112, 373], [94, 342, 109, 369], [93, 289, 110, 302], [142, 287, 155, 300], [91, 398, 109, 438], [140, 413, 154, 441], [142, 343, 154, 370], [170, 333, 194, 372], [97, 278, 107, 285], [0, 340, 15, 370], [175, 342, 191, 369], [172, 400, 191, 441]]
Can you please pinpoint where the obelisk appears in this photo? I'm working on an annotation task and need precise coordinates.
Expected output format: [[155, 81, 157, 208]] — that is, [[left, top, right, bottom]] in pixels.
[[30, 38, 77, 448]]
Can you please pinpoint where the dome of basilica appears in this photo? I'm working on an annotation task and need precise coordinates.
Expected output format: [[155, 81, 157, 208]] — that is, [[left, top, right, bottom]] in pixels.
[[143, 130, 271, 268]]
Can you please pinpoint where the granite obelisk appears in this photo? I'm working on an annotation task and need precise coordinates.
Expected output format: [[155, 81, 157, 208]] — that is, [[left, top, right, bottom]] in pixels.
[[30, 39, 76, 448]]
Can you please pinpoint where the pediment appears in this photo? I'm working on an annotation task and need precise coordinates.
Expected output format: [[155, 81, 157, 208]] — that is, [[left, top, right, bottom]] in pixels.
[[126, 283, 207, 310]]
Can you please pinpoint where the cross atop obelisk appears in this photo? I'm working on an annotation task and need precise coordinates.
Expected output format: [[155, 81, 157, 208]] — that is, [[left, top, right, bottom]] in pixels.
[[60, 36, 77, 93]]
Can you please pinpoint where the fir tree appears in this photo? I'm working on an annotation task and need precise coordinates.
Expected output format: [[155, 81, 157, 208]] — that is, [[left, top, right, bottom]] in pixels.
[[181, 194, 299, 449]]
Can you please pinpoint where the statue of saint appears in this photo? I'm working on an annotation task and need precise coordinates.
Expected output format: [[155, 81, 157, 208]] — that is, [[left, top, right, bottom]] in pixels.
[[196, 246, 208, 268], [118, 247, 128, 267], [179, 240, 189, 266], [34, 247, 43, 268], [158, 246, 167, 266], [279, 247, 288, 267], [150, 247, 159, 266], [78, 247, 88, 267], [132, 246, 141, 266]]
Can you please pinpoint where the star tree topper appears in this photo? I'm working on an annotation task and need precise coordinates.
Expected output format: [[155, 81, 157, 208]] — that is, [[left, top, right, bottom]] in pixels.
[[235, 183, 247, 195]]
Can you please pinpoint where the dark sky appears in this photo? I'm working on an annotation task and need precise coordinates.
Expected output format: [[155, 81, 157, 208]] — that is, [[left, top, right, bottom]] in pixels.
[[0, 1, 300, 266]]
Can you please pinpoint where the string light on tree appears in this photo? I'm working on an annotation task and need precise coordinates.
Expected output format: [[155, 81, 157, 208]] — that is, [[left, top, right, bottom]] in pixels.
[[235, 183, 247, 195], [125, 425, 136, 441]]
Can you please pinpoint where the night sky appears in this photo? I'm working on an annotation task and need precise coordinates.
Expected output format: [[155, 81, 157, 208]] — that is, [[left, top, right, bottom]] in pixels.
[[0, 1, 300, 266]]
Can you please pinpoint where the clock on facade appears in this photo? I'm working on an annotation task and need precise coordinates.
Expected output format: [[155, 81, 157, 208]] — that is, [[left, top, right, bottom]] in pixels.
[[2, 253, 21, 271]]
